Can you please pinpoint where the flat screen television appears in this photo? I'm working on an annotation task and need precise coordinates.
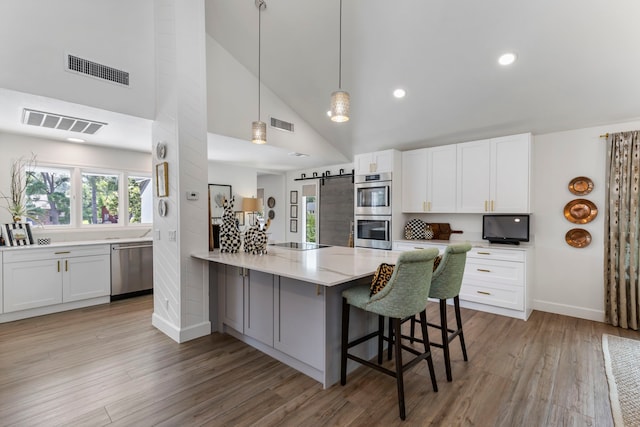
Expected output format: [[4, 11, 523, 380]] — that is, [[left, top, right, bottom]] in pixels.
[[482, 214, 530, 245]]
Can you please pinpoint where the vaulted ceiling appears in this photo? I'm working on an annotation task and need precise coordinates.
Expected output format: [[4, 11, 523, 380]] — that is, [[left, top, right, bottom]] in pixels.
[[1, 0, 639, 173]]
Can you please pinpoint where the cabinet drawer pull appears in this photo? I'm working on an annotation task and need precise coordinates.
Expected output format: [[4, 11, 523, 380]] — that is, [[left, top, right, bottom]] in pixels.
[[57, 260, 60, 273], [484, 201, 488, 212], [477, 251, 491, 255], [477, 290, 491, 295], [427, 201, 432, 211], [55, 251, 71, 255], [477, 268, 491, 273], [491, 200, 495, 211], [65, 260, 68, 272]]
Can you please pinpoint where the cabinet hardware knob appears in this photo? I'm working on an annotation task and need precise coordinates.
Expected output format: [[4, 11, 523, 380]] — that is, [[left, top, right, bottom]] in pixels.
[[477, 290, 491, 295], [477, 268, 491, 273], [477, 251, 491, 255]]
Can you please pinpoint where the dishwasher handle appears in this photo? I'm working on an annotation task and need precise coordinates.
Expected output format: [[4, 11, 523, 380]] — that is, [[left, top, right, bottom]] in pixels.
[[112, 244, 153, 251]]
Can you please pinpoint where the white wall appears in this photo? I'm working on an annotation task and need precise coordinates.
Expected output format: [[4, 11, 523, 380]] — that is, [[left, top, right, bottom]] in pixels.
[[531, 119, 640, 321], [258, 174, 286, 243], [0, 132, 152, 241], [208, 161, 258, 221]]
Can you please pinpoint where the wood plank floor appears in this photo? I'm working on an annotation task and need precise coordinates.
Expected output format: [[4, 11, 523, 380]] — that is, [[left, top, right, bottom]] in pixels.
[[0, 295, 637, 426]]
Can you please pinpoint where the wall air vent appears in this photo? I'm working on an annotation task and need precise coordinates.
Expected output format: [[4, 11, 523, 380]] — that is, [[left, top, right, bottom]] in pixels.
[[67, 54, 130, 86], [22, 109, 107, 135], [270, 117, 294, 133]]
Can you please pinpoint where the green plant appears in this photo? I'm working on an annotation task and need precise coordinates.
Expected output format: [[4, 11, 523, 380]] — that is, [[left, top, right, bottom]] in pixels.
[[2, 153, 37, 222]]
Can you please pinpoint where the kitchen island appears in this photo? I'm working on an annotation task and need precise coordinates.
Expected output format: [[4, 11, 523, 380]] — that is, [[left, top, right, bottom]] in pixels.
[[192, 244, 401, 388]]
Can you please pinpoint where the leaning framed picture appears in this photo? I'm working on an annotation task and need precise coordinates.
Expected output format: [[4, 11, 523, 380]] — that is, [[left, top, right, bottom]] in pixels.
[[290, 190, 298, 204], [290, 204, 298, 218], [290, 219, 298, 233], [156, 162, 169, 197], [234, 211, 245, 226], [209, 184, 232, 219], [4, 223, 33, 246]]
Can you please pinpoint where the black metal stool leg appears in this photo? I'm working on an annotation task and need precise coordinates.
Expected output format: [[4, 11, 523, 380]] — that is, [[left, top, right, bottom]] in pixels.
[[454, 295, 468, 361], [419, 310, 438, 392], [377, 315, 384, 364], [440, 299, 452, 382], [387, 316, 393, 361], [340, 297, 350, 385], [392, 317, 406, 420]]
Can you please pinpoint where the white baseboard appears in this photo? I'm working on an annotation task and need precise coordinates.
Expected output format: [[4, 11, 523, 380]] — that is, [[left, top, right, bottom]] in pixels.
[[152, 313, 211, 343], [533, 299, 605, 322]]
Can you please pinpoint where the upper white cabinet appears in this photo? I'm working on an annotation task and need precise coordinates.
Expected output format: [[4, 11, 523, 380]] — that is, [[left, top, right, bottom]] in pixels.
[[457, 133, 531, 213], [354, 149, 397, 175], [402, 145, 457, 213]]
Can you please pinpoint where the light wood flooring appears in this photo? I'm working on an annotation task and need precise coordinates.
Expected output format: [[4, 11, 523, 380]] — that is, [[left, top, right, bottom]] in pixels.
[[1, 295, 638, 426]]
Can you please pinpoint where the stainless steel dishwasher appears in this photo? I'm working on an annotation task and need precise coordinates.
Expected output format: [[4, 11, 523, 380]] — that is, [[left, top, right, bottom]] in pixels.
[[111, 241, 153, 299]]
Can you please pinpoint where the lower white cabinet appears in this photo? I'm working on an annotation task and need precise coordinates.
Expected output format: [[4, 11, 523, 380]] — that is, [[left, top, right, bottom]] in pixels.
[[393, 241, 531, 319], [3, 245, 110, 314]]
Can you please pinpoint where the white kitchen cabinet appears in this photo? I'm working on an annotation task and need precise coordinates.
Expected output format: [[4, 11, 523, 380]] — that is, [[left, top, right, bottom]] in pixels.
[[354, 149, 397, 175], [274, 276, 325, 371], [244, 270, 274, 346], [222, 265, 245, 333], [3, 245, 110, 313], [402, 145, 457, 213], [393, 241, 531, 320], [456, 133, 531, 213]]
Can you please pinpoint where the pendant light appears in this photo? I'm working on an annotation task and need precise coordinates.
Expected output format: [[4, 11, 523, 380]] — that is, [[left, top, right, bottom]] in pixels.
[[330, 0, 350, 123], [251, 0, 267, 144]]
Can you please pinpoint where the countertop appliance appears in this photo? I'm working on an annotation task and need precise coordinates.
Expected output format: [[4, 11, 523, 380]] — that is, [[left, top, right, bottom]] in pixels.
[[270, 242, 331, 250], [111, 241, 153, 299]]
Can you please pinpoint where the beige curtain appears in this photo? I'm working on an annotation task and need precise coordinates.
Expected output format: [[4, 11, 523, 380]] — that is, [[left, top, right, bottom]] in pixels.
[[605, 131, 640, 329]]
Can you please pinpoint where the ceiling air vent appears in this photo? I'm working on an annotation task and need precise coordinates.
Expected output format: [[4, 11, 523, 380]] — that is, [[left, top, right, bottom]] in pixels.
[[67, 54, 129, 86], [22, 109, 107, 135], [270, 117, 294, 133]]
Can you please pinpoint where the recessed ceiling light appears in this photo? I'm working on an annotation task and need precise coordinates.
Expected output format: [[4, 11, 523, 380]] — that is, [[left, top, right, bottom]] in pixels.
[[393, 88, 406, 98], [67, 137, 85, 143], [498, 52, 517, 66]]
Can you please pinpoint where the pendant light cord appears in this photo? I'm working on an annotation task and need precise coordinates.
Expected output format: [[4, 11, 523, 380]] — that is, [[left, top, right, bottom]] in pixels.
[[258, 3, 262, 121], [338, 0, 342, 90]]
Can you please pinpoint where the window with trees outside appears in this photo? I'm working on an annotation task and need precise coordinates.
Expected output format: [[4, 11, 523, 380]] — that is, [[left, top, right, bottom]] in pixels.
[[25, 165, 151, 227]]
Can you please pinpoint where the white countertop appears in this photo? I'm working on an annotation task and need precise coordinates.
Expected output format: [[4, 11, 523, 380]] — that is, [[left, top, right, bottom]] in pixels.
[[0, 237, 152, 251], [192, 245, 402, 287]]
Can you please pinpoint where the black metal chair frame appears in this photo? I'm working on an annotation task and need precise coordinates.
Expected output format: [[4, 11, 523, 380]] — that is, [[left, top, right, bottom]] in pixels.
[[340, 297, 438, 421]]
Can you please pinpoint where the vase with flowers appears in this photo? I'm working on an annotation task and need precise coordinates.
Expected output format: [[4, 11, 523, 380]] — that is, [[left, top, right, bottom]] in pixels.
[[2, 154, 36, 223]]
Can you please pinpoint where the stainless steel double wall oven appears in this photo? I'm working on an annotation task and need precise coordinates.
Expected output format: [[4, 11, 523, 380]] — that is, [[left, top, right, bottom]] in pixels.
[[354, 172, 392, 249]]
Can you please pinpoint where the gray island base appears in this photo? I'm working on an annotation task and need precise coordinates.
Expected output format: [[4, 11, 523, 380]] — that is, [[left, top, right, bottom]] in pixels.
[[192, 245, 401, 388]]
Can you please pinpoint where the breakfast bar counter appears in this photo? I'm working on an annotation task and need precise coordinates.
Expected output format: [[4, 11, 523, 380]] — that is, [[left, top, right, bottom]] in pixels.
[[192, 244, 401, 388]]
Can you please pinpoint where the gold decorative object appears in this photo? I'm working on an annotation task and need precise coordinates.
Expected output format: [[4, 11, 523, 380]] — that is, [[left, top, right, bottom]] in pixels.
[[564, 199, 597, 224], [568, 176, 594, 196], [565, 228, 592, 248]]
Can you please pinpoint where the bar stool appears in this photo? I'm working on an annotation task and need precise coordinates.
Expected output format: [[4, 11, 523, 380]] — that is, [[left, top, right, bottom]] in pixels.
[[410, 242, 472, 382], [340, 248, 440, 421]]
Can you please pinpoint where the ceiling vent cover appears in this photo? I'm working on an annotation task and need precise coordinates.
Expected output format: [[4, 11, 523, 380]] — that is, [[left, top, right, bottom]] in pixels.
[[22, 109, 107, 134], [67, 54, 129, 86], [270, 117, 294, 133]]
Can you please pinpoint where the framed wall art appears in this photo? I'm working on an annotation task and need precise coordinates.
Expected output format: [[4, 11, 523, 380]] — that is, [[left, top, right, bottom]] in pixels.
[[4, 223, 34, 246], [290, 190, 298, 204], [156, 162, 169, 197], [290, 204, 298, 218], [209, 184, 232, 219], [290, 219, 298, 233]]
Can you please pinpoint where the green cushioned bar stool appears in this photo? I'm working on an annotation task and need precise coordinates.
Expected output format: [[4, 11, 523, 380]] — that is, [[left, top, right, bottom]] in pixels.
[[340, 248, 440, 421], [410, 242, 472, 382]]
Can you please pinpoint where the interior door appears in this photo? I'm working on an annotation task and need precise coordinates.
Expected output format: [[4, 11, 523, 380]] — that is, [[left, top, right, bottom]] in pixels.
[[319, 176, 354, 247]]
